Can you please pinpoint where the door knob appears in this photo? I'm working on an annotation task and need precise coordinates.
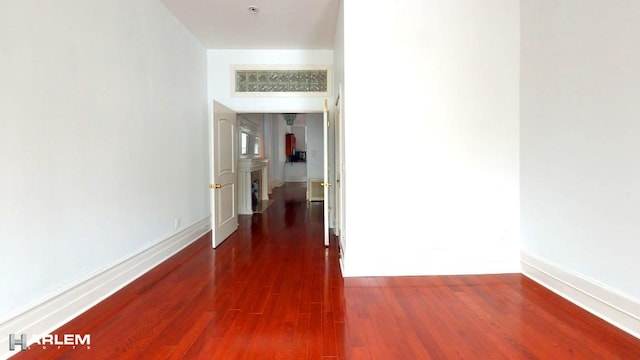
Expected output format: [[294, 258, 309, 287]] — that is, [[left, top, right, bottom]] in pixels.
[[320, 182, 332, 187], [209, 183, 222, 189]]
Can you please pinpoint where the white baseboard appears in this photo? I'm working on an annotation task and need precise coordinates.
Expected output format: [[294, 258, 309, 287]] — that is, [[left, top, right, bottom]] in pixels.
[[0, 217, 211, 359], [270, 181, 284, 191], [284, 177, 307, 182], [521, 251, 640, 339]]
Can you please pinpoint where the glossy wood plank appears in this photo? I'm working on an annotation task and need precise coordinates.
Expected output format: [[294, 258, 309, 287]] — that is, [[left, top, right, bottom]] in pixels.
[[10, 182, 640, 359]]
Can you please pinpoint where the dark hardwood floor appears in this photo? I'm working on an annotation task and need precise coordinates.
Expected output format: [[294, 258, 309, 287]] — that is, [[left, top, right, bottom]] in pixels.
[[10, 183, 640, 359]]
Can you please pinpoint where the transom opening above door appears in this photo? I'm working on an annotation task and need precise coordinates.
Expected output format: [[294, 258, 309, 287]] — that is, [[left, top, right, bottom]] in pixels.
[[231, 65, 332, 97]]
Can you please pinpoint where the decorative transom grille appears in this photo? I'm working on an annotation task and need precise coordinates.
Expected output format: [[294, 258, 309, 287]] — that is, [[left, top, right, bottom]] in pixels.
[[235, 70, 328, 93]]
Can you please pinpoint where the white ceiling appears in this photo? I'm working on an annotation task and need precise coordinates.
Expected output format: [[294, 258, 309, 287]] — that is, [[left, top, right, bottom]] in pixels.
[[161, 0, 340, 49]]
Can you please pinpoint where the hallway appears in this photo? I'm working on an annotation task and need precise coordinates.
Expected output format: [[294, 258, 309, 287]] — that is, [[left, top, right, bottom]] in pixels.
[[10, 183, 640, 359], [10, 183, 344, 359]]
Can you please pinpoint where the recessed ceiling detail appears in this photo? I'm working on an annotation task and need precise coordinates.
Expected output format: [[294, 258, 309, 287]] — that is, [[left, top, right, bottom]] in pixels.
[[235, 69, 328, 93]]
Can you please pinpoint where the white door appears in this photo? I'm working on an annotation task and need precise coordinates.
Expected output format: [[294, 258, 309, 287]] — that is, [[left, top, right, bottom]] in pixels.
[[322, 99, 331, 247], [211, 101, 238, 248]]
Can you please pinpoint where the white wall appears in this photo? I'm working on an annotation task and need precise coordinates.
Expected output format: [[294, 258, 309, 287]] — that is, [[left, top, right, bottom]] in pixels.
[[269, 114, 287, 188], [207, 49, 333, 113], [306, 114, 325, 179], [284, 163, 307, 182], [281, 114, 324, 182], [333, 0, 347, 255], [342, 0, 521, 276], [0, 0, 208, 321], [520, 0, 640, 335], [291, 126, 307, 153]]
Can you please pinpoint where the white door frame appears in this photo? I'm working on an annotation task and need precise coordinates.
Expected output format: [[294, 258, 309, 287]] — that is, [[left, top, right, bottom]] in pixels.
[[322, 100, 331, 247], [334, 86, 345, 258]]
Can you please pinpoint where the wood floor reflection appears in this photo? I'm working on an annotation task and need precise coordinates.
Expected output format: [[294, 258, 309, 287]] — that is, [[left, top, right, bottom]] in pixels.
[[10, 182, 640, 359]]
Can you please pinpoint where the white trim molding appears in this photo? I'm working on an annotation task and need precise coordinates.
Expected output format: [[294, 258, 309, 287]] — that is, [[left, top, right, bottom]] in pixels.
[[284, 177, 308, 183], [0, 217, 211, 359], [521, 251, 640, 339]]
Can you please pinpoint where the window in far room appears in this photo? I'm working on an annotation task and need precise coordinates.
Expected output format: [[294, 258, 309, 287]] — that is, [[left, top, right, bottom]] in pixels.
[[241, 132, 248, 155]]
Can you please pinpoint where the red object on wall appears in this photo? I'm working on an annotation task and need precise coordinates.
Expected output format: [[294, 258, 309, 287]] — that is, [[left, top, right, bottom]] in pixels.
[[285, 133, 296, 157]]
